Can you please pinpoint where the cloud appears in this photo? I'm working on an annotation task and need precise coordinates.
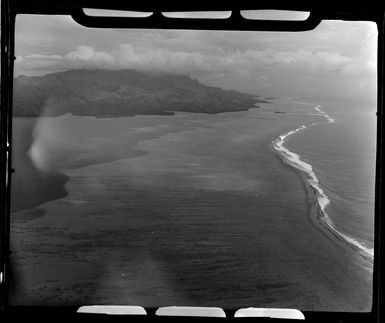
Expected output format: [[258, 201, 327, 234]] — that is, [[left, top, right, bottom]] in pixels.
[[27, 54, 63, 60], [16, 43, 368, 78], [13, 14, 378, 99], [340, 45, 377, 75], [15, 55, 25, 63], [14, 37, 377, 100], [65, 45, 115, 64]]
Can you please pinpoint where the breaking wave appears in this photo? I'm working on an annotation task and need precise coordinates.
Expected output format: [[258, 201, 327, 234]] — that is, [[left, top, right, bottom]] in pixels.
[[272, 102, 374, 261]]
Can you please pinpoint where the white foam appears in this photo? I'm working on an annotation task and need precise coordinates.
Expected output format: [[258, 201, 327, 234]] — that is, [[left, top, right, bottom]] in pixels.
[[313, 104, 335, 123], [272, 102, 373, 260]]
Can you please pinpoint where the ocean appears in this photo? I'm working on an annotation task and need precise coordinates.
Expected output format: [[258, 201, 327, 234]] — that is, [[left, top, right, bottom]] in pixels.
[[9, 97, 376, 311], [275, 97, 376, 259]]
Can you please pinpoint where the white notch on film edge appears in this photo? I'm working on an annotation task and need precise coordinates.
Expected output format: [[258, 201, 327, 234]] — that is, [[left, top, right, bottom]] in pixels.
[[156, 306, 226, 317], [235, 308, 305, 320], [77, 305, 147, 315]]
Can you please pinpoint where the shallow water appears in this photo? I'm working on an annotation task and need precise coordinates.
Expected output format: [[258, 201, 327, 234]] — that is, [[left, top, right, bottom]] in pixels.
[[9, 102, 375, 310]]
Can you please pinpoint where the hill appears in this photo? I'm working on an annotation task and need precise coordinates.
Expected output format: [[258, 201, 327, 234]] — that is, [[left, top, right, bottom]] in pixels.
[[13, 69, 266, 117]]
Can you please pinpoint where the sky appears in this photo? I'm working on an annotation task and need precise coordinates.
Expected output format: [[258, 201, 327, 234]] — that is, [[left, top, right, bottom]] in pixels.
[[14, 11, 378, 100]]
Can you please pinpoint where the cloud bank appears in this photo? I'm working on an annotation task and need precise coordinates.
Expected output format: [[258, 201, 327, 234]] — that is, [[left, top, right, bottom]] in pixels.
[[14, 16, 377, 99]]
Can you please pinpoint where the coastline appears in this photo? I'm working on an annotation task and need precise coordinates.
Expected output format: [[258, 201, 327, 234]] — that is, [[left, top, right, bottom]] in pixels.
[[271, 101, 374, 266], [294, 156, 373, 267], [11, 100, 270, 213], [10, 104, 373, 310]]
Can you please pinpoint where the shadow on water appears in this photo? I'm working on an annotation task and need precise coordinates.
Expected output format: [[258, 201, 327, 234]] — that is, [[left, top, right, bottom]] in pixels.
[[11, 117, 69, 213]]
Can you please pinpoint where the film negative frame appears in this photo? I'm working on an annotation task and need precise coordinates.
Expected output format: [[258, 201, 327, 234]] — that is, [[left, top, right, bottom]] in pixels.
[[1, 2, 384, 322]]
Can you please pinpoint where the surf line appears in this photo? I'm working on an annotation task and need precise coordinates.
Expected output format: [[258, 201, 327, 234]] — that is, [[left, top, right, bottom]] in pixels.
[[272, 103, 374, 261]]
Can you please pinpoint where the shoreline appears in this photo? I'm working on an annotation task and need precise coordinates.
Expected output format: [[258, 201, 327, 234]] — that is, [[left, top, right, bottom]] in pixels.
[[13, 101, 374, 265], [10, 103, 373, 309], [11, 101, 269, 214], [271, 101, 373, 267], [296, 155, 374, 267]]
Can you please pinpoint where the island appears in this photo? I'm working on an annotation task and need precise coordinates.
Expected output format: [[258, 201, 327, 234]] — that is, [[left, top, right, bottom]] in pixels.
[[13, 69, 268, 117]]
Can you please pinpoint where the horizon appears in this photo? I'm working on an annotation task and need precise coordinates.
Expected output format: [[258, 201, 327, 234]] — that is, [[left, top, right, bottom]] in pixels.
[[15, 13, 378, 101], [13, 67, 378, 103], [13, 68, 262, 97]]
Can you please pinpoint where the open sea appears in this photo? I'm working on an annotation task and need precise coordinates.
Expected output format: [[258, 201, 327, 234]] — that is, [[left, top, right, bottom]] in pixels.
[[9, 97, 376, 311]]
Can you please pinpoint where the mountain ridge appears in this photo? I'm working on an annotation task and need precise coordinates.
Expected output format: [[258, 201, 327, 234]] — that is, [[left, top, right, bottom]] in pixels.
[[13, 69, 267, 117]]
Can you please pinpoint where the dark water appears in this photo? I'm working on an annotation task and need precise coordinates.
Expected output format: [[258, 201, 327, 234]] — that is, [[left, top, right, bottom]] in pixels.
[[9, 103, 374, 310]]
